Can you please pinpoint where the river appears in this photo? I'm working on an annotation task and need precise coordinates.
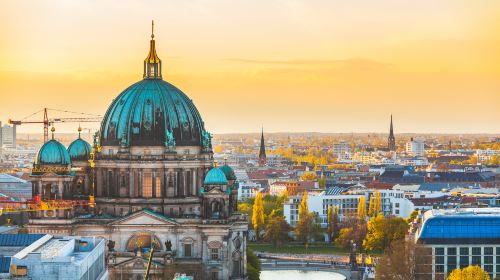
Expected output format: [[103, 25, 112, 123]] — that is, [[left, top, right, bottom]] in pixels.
[[260, 270, 346, 280]]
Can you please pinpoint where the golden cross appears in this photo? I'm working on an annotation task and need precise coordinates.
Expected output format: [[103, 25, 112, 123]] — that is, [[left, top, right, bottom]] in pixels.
[[151, 20, 154, 39]]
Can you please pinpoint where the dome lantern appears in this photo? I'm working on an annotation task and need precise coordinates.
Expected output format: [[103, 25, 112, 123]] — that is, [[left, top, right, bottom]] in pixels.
[[143, 20, 162, 80]]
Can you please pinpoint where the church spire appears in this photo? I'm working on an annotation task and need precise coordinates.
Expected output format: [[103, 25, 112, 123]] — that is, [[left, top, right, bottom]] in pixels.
[[258, 127, 266, 166], [388, 115, 396, 151], [143, 20, 162, 79]]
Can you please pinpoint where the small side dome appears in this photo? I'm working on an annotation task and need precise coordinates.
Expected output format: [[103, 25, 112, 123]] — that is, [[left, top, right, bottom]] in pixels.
[[220, 164, 237, 181], [68, 135, 92, 161], [33, 139, 71, 175], [203, 167, 228, 185]]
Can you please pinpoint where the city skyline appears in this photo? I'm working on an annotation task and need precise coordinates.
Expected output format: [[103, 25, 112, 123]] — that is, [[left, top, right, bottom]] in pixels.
[[1, 0, 499, 134]]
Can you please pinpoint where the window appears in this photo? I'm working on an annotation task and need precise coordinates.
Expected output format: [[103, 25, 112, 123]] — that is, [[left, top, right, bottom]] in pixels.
[[484, 256, 493, 264], [143, 173, 153, 198], [184, 244, 192, 257], [471, 256, 481, 265], [435, 248, 445, 255], [459, 256, 469, 267], [436, 256, 444, 264], [484, 247, 493, 255], [447, 247, 457, 255], [472, 247, 481, 255], [447, 256, 457, 265], [210, 271, 218, 280], [211, 248, 219, 260], [459, 247, 469, 256], [155, 176, 161, 197]]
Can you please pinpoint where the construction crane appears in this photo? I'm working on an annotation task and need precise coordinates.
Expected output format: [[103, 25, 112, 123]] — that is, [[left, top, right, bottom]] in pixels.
[[9, 108, 102, 143], [0, 194, 95, 217], [0, 143, 98, 216]]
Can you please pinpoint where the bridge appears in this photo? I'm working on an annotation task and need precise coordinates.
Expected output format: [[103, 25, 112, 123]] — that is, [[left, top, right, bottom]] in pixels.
[[260, 259, 355, 279]]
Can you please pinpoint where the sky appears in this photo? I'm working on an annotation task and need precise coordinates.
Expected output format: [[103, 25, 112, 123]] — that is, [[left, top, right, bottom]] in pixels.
[[0, 0, 499, 134]]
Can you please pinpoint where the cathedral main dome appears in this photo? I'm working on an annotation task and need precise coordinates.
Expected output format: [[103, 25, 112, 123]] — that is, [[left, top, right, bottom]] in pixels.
[[100, 79, 206, 147], [99, 25, 207, 148]]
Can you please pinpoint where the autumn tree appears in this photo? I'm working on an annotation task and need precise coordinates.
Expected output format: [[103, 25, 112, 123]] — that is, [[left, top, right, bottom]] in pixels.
[[447, 266, 490, 280], [357, 196, 367, 221], [300, 171, 317, 181], [327, 206, 333, 242], [369, 192, 382, 217], [252, 192, 264, 240], [295, 191, 321, 245], [376, 239, 432, 280], [263, 215, 291, 246], [363, 215, 408, 252], [335, 214, 367, 250]]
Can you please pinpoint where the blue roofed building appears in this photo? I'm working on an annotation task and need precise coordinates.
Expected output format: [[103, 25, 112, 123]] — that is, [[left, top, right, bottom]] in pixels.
[[416, 208, 500, 279], [10, 235, 106, 280]]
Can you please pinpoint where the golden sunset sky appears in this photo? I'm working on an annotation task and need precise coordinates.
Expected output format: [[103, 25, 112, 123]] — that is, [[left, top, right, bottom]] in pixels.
[[0, 0, 499, 134]]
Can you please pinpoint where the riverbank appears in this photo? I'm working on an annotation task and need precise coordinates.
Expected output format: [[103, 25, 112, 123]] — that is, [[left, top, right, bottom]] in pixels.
[[248, 243, 349, 255]]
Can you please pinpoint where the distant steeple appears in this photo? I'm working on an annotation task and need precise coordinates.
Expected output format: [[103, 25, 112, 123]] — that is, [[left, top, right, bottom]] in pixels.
[[143, 20, 162, 79], [258, 127, 266, 166], [388, 115, 396, 151]]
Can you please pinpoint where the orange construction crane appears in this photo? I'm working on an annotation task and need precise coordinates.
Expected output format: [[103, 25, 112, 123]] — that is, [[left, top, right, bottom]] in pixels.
[[9, 108, 101, 143], [0, 194, 95, 216]]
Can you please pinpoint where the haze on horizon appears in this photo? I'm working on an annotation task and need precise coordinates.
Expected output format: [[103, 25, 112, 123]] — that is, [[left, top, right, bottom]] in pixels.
[[0, 0, 499, 135]]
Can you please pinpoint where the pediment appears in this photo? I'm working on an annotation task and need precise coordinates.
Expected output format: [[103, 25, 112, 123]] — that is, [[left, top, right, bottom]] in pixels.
[[113, 256, 165, 269], [111, 210, 178, 226]]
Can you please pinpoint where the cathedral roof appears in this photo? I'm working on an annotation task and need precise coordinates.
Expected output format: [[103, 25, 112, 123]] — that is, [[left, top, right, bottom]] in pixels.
[[220, 164, 237, 181], [68, 129, 92, 161], [34, 140, 71, 167], [99, 22, 208, 148], [204, 167, 228, 185]]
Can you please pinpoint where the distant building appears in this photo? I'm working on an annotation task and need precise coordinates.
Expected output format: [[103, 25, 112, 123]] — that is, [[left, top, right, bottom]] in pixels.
[[258, 128, 266, 166], [406, 138, 425, 157], [388, 115, 396, 151], [0, 174, 32, 200], [333, 141, 351, 157], [238, 181, 261, 200], [416, 208, 500, 279], [10, 235, 106, 279], [1, 124, 16, 149]]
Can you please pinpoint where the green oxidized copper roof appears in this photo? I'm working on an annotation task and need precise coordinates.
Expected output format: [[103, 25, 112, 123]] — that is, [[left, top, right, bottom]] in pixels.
[[100, 27, 208, 148], [100, 79, 206, 147], [34, 139, 71, 166], [68, 137, 92, 161], [220, 164, 237, 181], [203, 167, 228, 185]]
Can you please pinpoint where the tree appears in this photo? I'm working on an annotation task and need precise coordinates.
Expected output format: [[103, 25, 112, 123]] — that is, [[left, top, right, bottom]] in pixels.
[[357, 196, 367, 221], [252, 192, 265, 240], [370, 192, 382, 217], [247, 248, 261, 280], [363, 215, 408, 252], [331, 206, 340, 242], [447, 266, 490, 280], [300, 171, 317, 181], [327, 206, 333, 242], [318, 176, 327, 188], [263, 215, 291, 246], [335, 222, 367, 250], [376, 239, 432, 280], [295, 191, 321, 245], [368, 197, 374, 217]]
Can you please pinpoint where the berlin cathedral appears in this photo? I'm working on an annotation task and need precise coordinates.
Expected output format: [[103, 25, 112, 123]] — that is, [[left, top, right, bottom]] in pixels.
[[27, 23, 248, 280]]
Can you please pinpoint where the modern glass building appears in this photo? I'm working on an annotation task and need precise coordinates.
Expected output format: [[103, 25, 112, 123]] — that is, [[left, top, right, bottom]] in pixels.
[[416, 208, 500, 279]]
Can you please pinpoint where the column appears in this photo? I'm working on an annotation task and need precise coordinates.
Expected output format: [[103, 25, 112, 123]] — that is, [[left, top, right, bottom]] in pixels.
[[192, 169, 197, 196]]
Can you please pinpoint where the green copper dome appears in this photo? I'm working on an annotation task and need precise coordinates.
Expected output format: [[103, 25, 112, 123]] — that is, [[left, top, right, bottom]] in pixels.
[[68, 137, 92, 161], [220, 164, 237, 181], [99, 30, 210, 148], [203, 167, 228, 185], [32, 139, 71, 175]]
